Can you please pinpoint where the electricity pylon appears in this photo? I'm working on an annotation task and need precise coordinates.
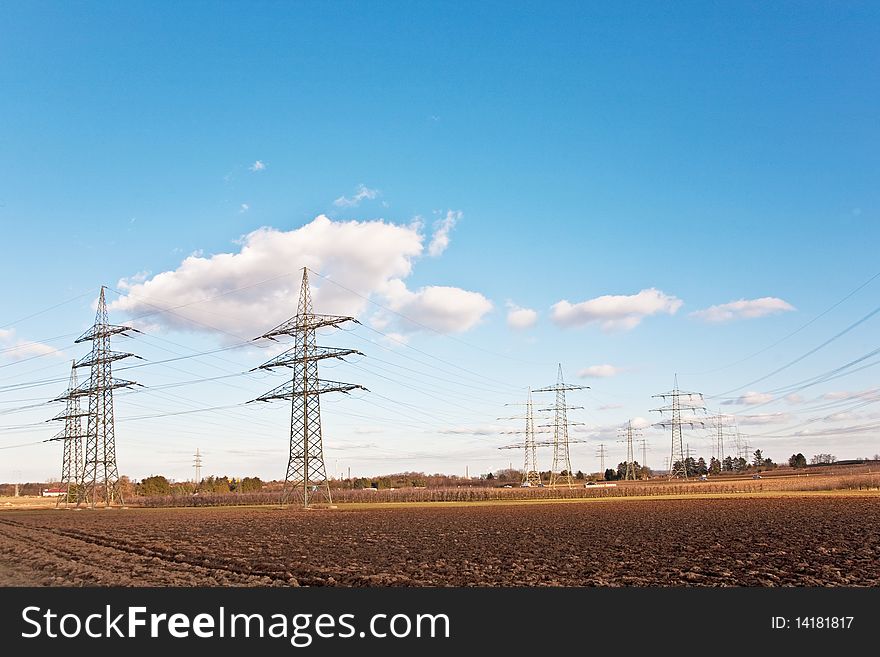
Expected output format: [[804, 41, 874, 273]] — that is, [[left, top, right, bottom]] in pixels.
[[617, 420, 641, 480], [48, 361, 88, 508], [251, 268, 366, 508], [596, 443, 607, 473], [62, 287, 140, 507], [193, 448, 203, 486], [638, 438, 649, 475], [534, 364, 588, 488], [651, 375, 706, 479], [497, 388, 545, 486]]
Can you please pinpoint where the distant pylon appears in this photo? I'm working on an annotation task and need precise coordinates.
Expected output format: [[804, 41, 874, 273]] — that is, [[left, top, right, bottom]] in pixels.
[[497, 388, 545, 486], [638, 437, 649, 474], [48, 361, 88, 508], [251, 268, 366, 508], [596, 443, 606, 474], [522, 390, 540, 486], [193, 448, 203, 485], [64, 287, 140, 507], [651, 375, 707, 479], [617, 420, 641, 480], [534, 364, 588, 488]]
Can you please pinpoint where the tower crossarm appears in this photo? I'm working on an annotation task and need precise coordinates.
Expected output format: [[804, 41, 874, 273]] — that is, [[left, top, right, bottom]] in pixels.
[[61, 378, 138, 400], [252, 346, 363, 371], [251, 379, 367, 403], [74, 324, 139, 343], [652, 419, 707, 429], [47, 407, 90, 422], [533, 384, 590, 393], [257, 314, 358, 340], [74, 350, 141, 369], [652, 390, 703, 400]]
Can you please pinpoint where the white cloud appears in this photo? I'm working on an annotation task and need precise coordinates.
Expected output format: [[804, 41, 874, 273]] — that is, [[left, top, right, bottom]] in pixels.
[[239, 203, 249, 213], [822, 389, 880, 401], [0, 328, 63, 361], [427, 210, 461, 257], [577, 364, 621, 378], [506, 302, 538, 330], [438, 424, 505, 436], [380, 279, 492, 334], [690, 297, 795, 323], [551, 289, 682, 331], [721, 391, 774, 406], [598, 403, 623, 411], [109, 215, 491, 340], [249, 160, 266, 172], [785, 393, 804, 405], [736, 412, 791, 426], [333, 184, 379, 208]]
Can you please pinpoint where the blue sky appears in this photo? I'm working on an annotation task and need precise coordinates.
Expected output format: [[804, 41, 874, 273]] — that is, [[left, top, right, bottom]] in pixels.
[[1, 1, 878, 482]]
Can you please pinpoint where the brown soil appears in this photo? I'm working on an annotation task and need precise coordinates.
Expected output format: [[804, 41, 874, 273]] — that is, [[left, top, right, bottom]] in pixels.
[[1, 496, 878, 586]]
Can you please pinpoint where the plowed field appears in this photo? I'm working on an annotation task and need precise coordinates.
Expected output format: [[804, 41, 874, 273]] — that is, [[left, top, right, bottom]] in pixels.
[[1, 495, 878, 586]]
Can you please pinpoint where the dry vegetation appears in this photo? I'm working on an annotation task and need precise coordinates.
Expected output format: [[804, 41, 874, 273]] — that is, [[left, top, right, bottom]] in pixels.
[[132, 471, 880, 507]]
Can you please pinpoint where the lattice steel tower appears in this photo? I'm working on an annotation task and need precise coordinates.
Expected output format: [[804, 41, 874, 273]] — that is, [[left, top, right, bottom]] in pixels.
[[534, 364, 588, 488], [617, 420, 641, 480], [252, 268, 365, 507], [651, 375, 706, 479], [48, 361, 87, 508], [71, 287, 139, 507], [497, 388, 543, 486]]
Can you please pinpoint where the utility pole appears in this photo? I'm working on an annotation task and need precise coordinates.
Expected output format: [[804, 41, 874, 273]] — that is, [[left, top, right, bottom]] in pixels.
[[251, 268, 366, 508], [48, 361, 87, 508], [651, 375, 707, 479], [61, 287, 140, 507], [534, 365, 588, 488], [617, 421, 641, 480], [193, 448, 202, 486], [596, 443, 607, 474]]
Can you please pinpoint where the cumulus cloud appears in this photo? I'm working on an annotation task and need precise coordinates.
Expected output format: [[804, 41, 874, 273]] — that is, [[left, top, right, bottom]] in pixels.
[[380, 279, 492, 334], [721, 391, 774, 406], [427, 210, 461, 257], [249, 160, 266, 172], [109, 215, 492, 340], [690, 297, 795, 323], [577, 364, 621, 378], [0, 328, 63, 361], [551, 288, 682, 331], [333, 184, 379, 207], [785, 393, 804, 404], [506, 302, 538, 330]]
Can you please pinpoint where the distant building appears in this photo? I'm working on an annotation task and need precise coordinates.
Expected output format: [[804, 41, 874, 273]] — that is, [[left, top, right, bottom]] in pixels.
[[41, 488, 66, 497]]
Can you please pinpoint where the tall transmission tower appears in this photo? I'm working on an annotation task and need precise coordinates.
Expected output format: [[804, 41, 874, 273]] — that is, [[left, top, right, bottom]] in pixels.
[[63, 287, 140, 507], [596, 443, 607, 474], [497, 388, 546, 486], [651, 375, 707, 479], [711, 413, 728, 467], [48, 361, 87, 508], [617, 421, 641, 480], [193, 448, 203, 485], [534, 364, 588, 488], [638, 437, 649, 472], [251, 268, 366, 508]]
